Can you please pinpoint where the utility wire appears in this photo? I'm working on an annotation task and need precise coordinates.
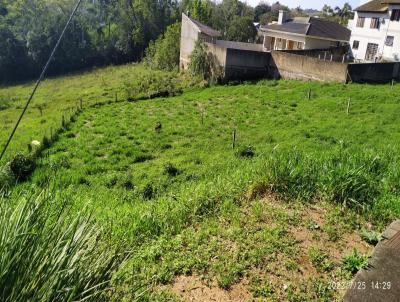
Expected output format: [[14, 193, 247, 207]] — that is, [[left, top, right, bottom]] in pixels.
[[0, 0, 84, 162]]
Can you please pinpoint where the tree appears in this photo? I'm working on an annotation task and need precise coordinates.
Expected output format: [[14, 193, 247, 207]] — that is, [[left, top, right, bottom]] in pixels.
[[188, 40, 210, 79], [334, 2, 353, 25], [322, 4, 334, 16], [226, 16, 257, 42], [144, 22, 181, 71], [254, 2, 271, 22]]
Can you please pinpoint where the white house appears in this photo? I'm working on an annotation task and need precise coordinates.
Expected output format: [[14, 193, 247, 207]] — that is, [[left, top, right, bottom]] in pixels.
[[260, 11, 351, 51], [349, 0, 400, 62]]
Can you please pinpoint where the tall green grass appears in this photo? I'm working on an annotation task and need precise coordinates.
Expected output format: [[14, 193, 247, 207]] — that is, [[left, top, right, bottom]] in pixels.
[[0, 190, 120, 302]]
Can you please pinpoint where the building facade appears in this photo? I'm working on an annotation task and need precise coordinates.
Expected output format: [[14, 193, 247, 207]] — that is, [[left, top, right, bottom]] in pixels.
[[260, 11, 350, 51], [349, 0, 400, 62]]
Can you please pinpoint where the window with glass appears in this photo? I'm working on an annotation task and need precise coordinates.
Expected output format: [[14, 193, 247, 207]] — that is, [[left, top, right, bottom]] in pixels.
[[353, 40, 360, 50], [356, 17, 365, 27], [370, 18, 380, 29], [385, 36, 394, 47], [391, 9, 400, 21]]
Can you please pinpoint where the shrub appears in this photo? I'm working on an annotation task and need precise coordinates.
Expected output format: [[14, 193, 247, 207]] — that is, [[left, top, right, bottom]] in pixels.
[[188, 40, 210, 80], [9, 153, 35, 181], [144, 22, 181, 71], [0, 191, 119, 302]]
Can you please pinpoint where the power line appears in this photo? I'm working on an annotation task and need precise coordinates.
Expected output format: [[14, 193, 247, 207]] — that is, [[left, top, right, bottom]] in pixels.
[[0, 0, 84, 162]]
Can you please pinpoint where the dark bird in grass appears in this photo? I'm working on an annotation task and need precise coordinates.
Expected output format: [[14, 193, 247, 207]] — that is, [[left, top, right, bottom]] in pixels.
[[155, 122, 162, 133]]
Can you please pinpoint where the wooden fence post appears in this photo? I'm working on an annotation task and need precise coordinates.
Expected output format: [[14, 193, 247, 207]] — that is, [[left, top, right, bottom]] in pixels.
[[308, 88, 311, 100], [80, 98, 83, 110], [232, 129, 236, 149], [347, 97, 351, 115]]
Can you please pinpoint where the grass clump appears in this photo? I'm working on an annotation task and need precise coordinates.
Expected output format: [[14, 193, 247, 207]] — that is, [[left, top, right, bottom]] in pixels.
[[361, 229, 383, 245], [342, 249, 368, 275], [308, 247, 334, 273], [0, 190, 120, 302]]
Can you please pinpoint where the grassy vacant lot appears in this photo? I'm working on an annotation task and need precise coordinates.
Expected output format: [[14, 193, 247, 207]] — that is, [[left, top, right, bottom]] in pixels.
[[0, 64, 196, 163], [2, 66, 400, 301]]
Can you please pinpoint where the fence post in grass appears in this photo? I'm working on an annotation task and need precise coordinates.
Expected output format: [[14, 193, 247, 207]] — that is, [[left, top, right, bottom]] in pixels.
[[232, 129, 236, 149], [342, 54, 346, 63], [391, 79, 394, 89], [347, 97, 351, 115], [115, 92, 118, 102], [80, 98, 83, 110], [308, 88, 311, 100], [324, 52, 327, 61], [330, 54, 333, 61], [201, 110, 204, 125]]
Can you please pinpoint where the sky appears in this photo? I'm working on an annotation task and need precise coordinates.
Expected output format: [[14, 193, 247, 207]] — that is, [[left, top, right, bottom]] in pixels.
[[246, 0, 360, 10]]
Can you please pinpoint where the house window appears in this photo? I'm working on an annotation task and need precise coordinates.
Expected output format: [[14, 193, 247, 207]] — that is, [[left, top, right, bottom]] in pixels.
[[353, 40, 360, 50], [296, 42, 304, 49], [391, 9, 400, 21], [365, 43, 379, 61], [356, 16, 365, 27], [370, 18, 380, 29], [385, 36, 394, 47]]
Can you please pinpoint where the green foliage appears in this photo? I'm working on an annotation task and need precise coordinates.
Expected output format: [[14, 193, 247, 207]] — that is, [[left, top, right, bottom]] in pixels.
[[308, 248, 334, 273], [0, 191, 119, 302], [342, 249, 368, 275], [226, 16, 257, 42], [361, 229, 383, 245], [188, 40, 210, 80], [9, 153, 35, 182], [144, 22, 181, 71]]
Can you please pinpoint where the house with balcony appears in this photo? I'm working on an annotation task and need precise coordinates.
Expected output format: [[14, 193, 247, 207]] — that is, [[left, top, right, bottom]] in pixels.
[[260, 11, 351, 51], [349, 0, 400, 62]]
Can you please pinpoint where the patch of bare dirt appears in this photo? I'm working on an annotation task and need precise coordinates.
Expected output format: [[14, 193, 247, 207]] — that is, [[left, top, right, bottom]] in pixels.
[[171, 275, 252, 302]]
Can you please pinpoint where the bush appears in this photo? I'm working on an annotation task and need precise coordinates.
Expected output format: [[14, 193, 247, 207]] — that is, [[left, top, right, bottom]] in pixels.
[[144, 22, 181, 71], [0, 190, 119, 302], [9, 153, 35, 181], [188, 40, 211, 80]]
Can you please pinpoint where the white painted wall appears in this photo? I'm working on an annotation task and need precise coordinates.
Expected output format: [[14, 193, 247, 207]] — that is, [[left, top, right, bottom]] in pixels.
[[349, 6, 400, 62], [262, 32, 337, 50]]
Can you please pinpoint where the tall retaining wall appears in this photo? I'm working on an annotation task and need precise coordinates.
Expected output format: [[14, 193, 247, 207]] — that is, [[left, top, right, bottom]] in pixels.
[[225, 49, 271, 80], [348, 63, 400, 83], [270, 51, 348, 83]]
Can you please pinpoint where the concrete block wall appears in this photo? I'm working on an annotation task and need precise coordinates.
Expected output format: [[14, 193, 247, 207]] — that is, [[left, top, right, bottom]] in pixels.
[[269, 51, 349, 83], [225, 49, 271, 80], [180, 14, 199, 70], [348, 62, 400, 83]]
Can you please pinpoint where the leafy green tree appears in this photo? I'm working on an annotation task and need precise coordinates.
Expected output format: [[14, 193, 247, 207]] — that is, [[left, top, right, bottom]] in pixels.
[[226, 16, 257, 42], [144, 22, 181, 71], [254, 2, 271, 22], [188, 40, 210, 80]]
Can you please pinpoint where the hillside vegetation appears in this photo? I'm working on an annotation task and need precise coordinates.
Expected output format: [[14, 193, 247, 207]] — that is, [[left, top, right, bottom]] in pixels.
[[1, 65, 400, 301]]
